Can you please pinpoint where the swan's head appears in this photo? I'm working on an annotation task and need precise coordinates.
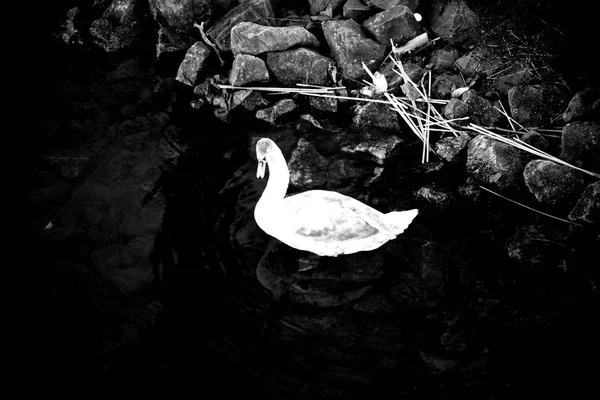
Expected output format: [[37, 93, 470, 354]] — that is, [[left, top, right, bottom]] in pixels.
[[256, 138, 274, 179]]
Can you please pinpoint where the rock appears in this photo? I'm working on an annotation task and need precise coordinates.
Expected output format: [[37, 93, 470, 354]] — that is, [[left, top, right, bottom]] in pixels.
[[230, 22, 319, 55], [520, 132, 551, 154], [416, 240, 448, 296], [149, 0, 211, 55], [415, 185, 458, 212], [175, 42, 212, 86], [322, 19, 386, 80], [57, 7, 83, 45], [362, 5, 422, 46], [429, 0, 481, 46], [563, 87, 600, 123], [455, 46, 504, 77], [206, 0, 274, 52], [507, 224, 571, 272], [255, 98, 298, 124], [493, 68, 535, 98], [569, 180, 600, 224], [229, 54, 269, 86], [462, 90, 503, 127], [427, 47, 459, 71], [351, 100, 401, 134], [508, 84, 568, 128], [435, 132, 471, 163], [308, 0, 346, 15], [523, 160, 586, 208], [340, 131, 403, 164], [288, 138, 330, 190], [457, 183, 483, 203], [431, 73, 464, 99], [365, 0, 420, 12], [420, 351, 459, 373], [149, 0, 211, 28], [89, 0, 142, 52], [266, 48, 333, 86], [343, 0, 370, 19], [560, 121, 600, 172], [466, 135, 530, 191], [310, 96, 338, 112], [443, 98, 469, 121]]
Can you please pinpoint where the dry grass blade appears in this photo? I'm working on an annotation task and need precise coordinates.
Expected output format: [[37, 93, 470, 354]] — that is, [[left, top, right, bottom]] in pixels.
[[478, 185, 581, 226], [468, 123, 600, 178]]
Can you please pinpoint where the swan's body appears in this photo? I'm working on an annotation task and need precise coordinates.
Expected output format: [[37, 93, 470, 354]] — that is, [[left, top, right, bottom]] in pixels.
[[254, 138, 418, 257]]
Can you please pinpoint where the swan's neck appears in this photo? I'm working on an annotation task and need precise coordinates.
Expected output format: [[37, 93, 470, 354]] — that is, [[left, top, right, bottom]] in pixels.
[[259, 145, 289, 206]]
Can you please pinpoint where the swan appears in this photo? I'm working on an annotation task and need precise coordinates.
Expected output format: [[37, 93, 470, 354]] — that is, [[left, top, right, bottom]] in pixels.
[[253, 138, 419, 257]]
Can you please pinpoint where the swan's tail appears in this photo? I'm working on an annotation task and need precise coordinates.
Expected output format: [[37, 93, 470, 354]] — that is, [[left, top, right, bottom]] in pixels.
[[384, 209, 419, 235]]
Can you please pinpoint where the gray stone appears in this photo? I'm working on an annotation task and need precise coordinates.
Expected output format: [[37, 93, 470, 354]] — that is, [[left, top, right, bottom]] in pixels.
[[175, 42, 212, 86], [155, 26, 196, 58], [435, 132, 471, 163], [89, 0, 142, 52], [508, 84, 568, 128], [443, 98, 469, 122], [351, 101, 401, 134], [365, 0, 420, 12], [340, 131, 403, 164], [431, 73, 464, 99], [562, 87, 600, 123], [569, 180, 600, 224], [256, 98, 298, 124], [560, 121, 600, 172], [427, 47, 459, 71], [308, 0, 346, 15], [229, 54, 269, 86], [455, 46, 504, 77], [310, 96, 338, 112], [493, 68, 535, 98], [466, 135, 530, 191], [322, 19, 386, 80], [266, 48, 333, 86], [230, 22, 319, 55], [362, 5, 422, 46], [430, 0, 481, 46], [523, 159, 586, 207], [462, 90, 503, 127], [343, 0, 370, 19], [206, 0, 274, 52]]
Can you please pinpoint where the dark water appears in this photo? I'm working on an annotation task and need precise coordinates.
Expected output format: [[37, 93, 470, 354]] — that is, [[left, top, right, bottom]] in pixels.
[[30, 3, 600, 398]]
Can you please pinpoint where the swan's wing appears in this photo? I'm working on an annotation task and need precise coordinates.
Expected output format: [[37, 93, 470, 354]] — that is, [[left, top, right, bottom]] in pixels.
[[281, 190, 392, 241]]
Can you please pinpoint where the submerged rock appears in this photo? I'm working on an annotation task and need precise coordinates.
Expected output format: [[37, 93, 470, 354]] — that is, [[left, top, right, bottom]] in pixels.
[[351, 100, 401, 133], [507, 224, 571, 272], [288, 138, 330, 190], [523, 160, 586, 208], [415, 185, 458, 212]]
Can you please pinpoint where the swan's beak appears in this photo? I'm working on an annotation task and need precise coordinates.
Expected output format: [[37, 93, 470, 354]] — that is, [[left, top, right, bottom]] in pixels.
[[257, 159, 266, 179]]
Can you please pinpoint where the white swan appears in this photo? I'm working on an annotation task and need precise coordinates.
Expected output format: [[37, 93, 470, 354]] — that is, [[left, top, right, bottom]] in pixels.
[[253, 138, 419, 257]]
